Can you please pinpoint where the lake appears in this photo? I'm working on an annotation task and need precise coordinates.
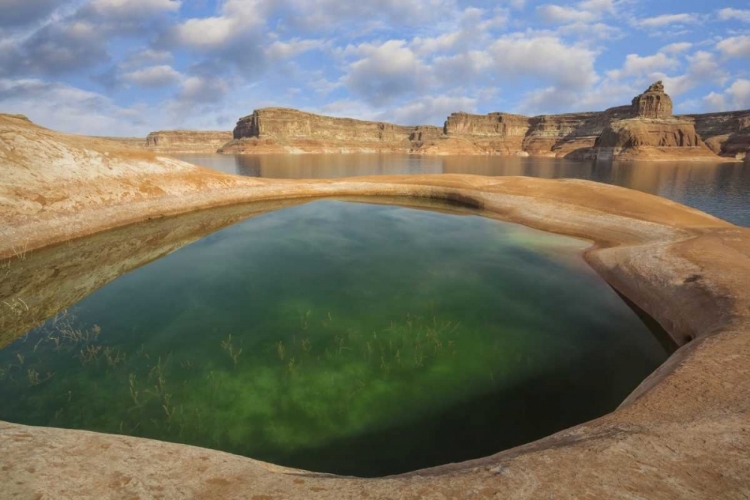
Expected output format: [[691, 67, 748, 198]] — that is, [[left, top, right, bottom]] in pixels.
[[174, 154, 750, 227]]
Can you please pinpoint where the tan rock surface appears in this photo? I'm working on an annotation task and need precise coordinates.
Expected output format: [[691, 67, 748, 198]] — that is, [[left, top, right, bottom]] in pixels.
[[1, 113, 750, 499]]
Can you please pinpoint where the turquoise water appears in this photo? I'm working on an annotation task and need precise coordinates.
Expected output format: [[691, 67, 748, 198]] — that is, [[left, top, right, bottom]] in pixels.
[[0, 201, 668, 476]]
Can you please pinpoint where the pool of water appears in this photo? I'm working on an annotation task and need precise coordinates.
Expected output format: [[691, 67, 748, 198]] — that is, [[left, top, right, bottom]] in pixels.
[[0, 201, 668, 477], [174, 154, 750, 227]]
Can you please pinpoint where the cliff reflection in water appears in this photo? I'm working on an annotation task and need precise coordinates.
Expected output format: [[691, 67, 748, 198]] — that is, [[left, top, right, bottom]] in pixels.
[[173, 154, 750, 227]]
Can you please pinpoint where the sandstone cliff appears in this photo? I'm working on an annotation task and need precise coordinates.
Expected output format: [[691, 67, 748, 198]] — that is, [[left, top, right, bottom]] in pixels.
[[679, 110, 750, 160], [585, 82, 717, 161], [145, 130, 233, 154], [222, 108, 420, 154], [218, 81, 743, 160]]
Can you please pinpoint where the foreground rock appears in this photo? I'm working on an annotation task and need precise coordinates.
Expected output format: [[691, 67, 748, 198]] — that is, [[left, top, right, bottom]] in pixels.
[[216, 82, 747, 161], [1, 113, 750, 499]]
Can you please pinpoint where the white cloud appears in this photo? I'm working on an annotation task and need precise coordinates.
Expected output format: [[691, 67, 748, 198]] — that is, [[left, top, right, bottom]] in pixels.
[[171, 0, 266, 50], [122, 65, 182, 87], [661, 42, 692, 53], [0, 78, 147, 135], [388, 95, 478, 125], [536, 0, 614, 24], [638, 13, 699, 28], [89, 0, 181, 19], [488, 35, 598, 89], [652, 51, 728, 96], [178, 75, 230, 103], [121, 49, 173, 69], [717, 8, 750, 23], [411, 32, 462, 56], [608, 52, 680, 80], [716, 36, 750, 59], [266, 39, 324, 61], [0, 0, 59, 28], [343, 40, 426, 105], [536, 5, 598, 24], [702, 79, 750, 111], [173, 17, 240, 49], [433, 51, 493, 83]]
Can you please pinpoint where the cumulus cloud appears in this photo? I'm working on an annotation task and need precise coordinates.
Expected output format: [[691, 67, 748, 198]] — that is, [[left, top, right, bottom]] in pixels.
[[638, 13, 699, 28], [0, 20, 110, 77], [86, 0, 181, 19], [343, 40, 427, 105], [120, 49, 173, 70], [661, 42, 692, 53], [716, 36, 750, 59], [0, 78, 147, 135], [536, 5, 599, 24], [177, 75, 231, 104], [0, 0, 59, 28], [387, 95, 478, 125], [488, 35, 598, 89], [703, 79, 750, 111], [272, 0, 458, 33], [717, 8, 750, 23], [122, 65, 182, 87], [266, 39, 325, 61], [607, 52, 680, 80], [652, 51, 728, 96], [433, 51, 493, 84]]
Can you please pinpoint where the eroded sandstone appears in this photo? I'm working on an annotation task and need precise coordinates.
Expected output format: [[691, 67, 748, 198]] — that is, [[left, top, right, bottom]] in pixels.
[[214, 82, 745, 160]]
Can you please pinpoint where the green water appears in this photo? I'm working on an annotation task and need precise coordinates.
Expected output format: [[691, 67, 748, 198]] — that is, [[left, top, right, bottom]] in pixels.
[[0, 201, 668, 476]]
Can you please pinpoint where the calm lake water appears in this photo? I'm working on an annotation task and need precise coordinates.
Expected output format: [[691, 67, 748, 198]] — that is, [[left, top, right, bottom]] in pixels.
[[0, 201, 668, 476], [174, 154, 750, 227]]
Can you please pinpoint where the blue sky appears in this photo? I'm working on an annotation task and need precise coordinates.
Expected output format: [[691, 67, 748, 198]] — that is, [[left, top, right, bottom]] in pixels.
[[0, 0, 748, 136]]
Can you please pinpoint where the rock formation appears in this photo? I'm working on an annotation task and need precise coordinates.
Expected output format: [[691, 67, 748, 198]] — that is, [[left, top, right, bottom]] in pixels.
[[631, 81, 673, 119], [680, 110, 750, 160], [97, 80, 744, 160], [218, 82, 743, 160], [145, 130, 233, 154], [587, 83, 718, 160]]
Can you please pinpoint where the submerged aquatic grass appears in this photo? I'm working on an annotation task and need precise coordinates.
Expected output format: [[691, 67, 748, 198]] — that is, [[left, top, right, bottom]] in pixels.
[[0, 200, 668, 476]]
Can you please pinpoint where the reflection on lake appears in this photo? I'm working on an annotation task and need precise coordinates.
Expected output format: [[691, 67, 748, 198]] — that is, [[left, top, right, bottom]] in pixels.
[[174, 154, 750, 226]]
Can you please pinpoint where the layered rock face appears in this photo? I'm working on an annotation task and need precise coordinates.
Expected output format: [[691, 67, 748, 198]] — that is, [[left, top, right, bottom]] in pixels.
[[216, 81, 745, 160], [233, 108, 416, 142], [224, 108, 419, 153], [680, 110, 750, 159], [590, 83, 720, 160], [631, 81, 673, 119], [145, 131, 233, 154]]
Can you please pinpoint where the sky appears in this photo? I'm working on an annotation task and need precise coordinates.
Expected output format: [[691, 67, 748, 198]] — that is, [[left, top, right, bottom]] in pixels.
[[0, 0, 749, 136]]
